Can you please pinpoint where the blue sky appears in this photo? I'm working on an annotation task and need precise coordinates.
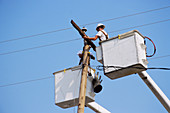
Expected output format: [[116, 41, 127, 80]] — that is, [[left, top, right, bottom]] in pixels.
[[0, 0, 170, 113]]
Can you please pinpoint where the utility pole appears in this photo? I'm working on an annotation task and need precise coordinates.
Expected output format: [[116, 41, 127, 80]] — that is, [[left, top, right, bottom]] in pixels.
[[77, 40, 90, 113], [70, 20, 96, 113]]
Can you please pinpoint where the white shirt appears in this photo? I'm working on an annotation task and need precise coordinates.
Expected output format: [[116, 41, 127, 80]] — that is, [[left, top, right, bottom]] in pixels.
[[96, 30, 109, 41]]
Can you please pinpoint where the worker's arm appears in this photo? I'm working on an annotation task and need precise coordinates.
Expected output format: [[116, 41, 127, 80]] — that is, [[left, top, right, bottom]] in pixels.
[[83, 35, 99, 41]]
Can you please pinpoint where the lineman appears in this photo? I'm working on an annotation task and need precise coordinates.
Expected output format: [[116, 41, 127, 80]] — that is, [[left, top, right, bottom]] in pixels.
[[82, 23, 109, 41], [77, 50, 95, 65]]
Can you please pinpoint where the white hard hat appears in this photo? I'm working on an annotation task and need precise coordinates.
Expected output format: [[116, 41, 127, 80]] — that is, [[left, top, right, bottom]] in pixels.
[[82, 27, 87, 32], [96, 23, 105, 30]]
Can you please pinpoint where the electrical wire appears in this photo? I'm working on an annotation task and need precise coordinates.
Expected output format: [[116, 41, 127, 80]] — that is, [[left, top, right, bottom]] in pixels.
[[147, 67, 170, 70], [0, 18, 169, 56], [145, 36, 156, 57], [96, 65, 170, 71], [0, 27, 72, 44], [149, 54, 170, 60], [0, 6, 169, 44], [0, 38, 81, 55], [0, 65, 170, 88], [83, 6, 170, 26], [108, 19, 170, 33], [0, 76, 53, 88]]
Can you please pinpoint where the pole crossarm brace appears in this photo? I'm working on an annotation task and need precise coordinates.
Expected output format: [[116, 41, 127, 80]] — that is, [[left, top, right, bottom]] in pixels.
[[87, 102, 111, 113], [138, 71, 170, 112]]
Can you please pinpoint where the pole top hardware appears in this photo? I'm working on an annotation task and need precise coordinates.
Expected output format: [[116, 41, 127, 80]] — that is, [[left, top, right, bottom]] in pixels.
[[71, 20, 96, 51]]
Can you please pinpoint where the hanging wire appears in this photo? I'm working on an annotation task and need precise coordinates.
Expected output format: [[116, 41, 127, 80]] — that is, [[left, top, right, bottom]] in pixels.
[[0, 6, 169, 44], [149, 54, 170, 60], [0, 27, 73, 44], [96, 65, 170, 71], [145, 36, 156, 57], [0, 38, 81, 55], [0, 76, 53, 88], [83, 6, 170, 26], [0, 65, 170, 88], [108, 19, 170, 34], [0, 19, 170, 56]]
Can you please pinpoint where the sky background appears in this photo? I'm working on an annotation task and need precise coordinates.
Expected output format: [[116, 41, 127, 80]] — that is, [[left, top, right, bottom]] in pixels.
[[0, 0, 170, 113]]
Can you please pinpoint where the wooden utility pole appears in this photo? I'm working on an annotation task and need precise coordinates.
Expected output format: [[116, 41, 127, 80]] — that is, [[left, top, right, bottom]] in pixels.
[[71, 20, 95, 113], [77, 40, 90, 113]]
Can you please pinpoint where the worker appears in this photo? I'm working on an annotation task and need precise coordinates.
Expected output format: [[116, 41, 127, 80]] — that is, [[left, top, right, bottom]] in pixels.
[[77, 50, 95, 65], [82, 23, 109, 41]]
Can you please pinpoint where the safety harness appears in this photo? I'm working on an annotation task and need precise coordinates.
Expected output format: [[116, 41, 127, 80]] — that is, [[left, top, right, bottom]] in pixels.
[[99, 30, 108, 41]]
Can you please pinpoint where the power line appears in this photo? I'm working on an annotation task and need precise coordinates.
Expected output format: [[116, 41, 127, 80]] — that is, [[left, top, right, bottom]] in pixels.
[[108, 19, 170, 33], [0, 18, 170, 56], [96, 65, 170, 71], [0, 38, 81, 55], [0, 76, 53, 88], [0, 27, 72, 44], [1, 65, 170, 88], [0, 6, 169, 44], [90, 54, 170, 69], [149, 54, 170, 60], [83, 6, 170, 26]]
